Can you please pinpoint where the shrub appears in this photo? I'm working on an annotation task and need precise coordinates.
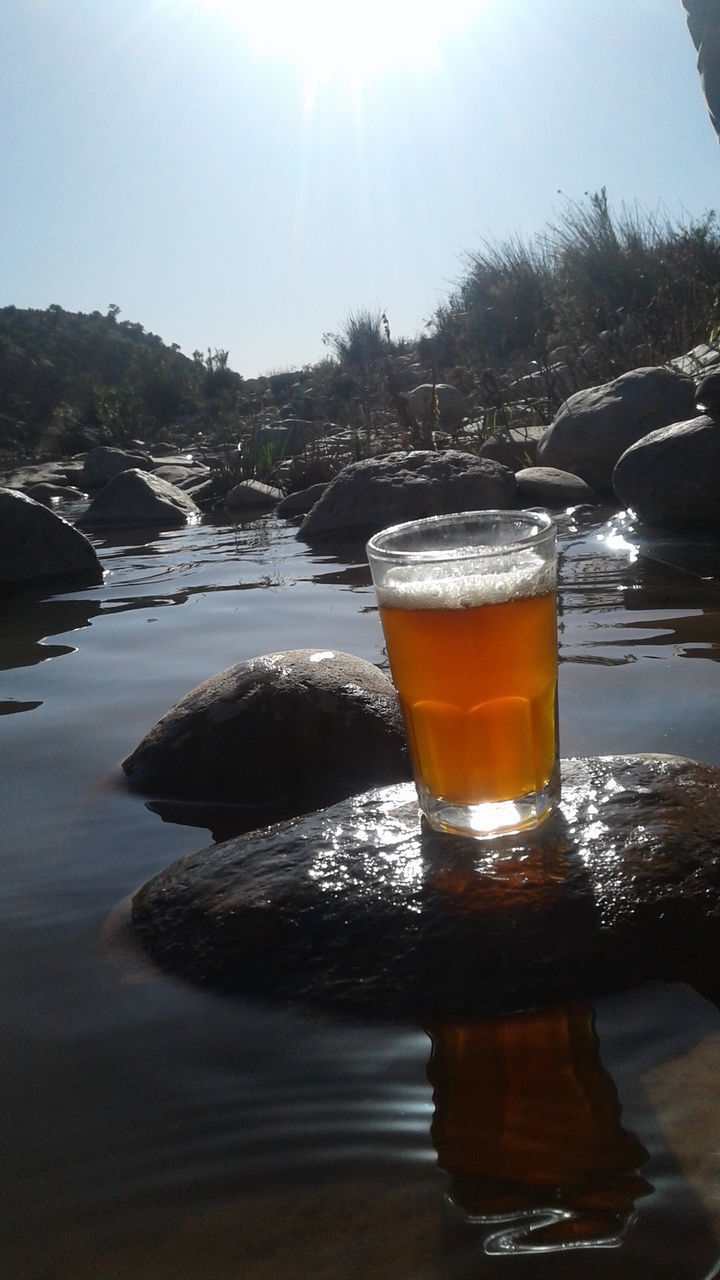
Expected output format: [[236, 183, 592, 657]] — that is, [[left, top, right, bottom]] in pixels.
[[323, 308, 388, 371], [427, 190, 720, 376]]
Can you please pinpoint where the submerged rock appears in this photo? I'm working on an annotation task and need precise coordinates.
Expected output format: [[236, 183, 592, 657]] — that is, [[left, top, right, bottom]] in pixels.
[[123, 649, 410, 834], [0, 487, 103, 589], [129, 755, 720, 1022]]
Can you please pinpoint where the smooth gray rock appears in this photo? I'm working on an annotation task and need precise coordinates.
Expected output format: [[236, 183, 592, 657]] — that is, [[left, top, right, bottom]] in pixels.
[[150, 463, 210, 487], [128, 755, 720, 1022], [276, 482, 328, 517], [515, 466, 595, 507], [122, 649, 409, 835], [537, 366, 697, 492], [77, 468, 200, 529], [0, 487, 103, 588], [299, 450, 516, 542], [224, 480, 283, 511], [25, 482, 86, 506], [181, 478, 216, 508], [479, 424, 547, 469], [613, 414, 720, 530], [81, 445, 153, 487], [406, 384, 465, 430]]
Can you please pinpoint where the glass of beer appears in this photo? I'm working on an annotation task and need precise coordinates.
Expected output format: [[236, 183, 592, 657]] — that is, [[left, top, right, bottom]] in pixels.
[[366, 509, 559, 838]]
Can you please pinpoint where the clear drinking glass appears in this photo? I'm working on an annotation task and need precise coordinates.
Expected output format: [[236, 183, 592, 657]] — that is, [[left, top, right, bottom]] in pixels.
[[366, 509, 560, 838]]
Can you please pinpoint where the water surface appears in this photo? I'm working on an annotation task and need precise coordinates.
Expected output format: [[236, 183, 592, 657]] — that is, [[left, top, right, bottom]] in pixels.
[[3, 507, 720, 1278]]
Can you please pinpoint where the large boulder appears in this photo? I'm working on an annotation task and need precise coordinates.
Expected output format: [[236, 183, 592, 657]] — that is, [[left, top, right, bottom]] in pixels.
[[537, 366, 697, 492], [299, 450, 516, 543], [127, 755, 720, 1021], [81, 446, 153, 487], [0, 487, 103, 589], [122, 649, 410, 835], [613, 413, 720, 530], [77, 469, 200, 529], [406, 384, 465, 430]]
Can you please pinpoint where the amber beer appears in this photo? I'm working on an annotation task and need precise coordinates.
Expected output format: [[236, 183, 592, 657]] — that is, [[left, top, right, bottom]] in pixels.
[[367, 511, 559, 837]]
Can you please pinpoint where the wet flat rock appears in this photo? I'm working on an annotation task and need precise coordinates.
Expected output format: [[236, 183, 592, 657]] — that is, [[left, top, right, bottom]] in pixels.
[[130, 756, 720, 1021]]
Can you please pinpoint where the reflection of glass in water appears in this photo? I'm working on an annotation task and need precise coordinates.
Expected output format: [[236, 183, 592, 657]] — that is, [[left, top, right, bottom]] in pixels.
[[427, 1003, 651, 1252]]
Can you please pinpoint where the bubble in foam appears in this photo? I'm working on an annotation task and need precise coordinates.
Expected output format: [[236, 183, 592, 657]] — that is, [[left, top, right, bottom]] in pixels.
[[375, 547, 555, 610]]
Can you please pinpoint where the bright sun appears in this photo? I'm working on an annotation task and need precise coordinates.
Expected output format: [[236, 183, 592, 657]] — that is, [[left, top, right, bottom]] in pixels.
[[206, 0, 481, 88]]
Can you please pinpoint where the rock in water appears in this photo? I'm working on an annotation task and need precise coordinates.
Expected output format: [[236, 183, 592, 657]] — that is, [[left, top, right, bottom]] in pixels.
[[514, 466, 594, 507], [613, 414, 720, 530], [81, 445, 153, 487], [122, 649, 410, 834], [77, 468, 200, 528], [128, 755, 720, 1021], [0, 487, 103, 589], [224, 480, 283, 511], [299, 449, 516, 543]]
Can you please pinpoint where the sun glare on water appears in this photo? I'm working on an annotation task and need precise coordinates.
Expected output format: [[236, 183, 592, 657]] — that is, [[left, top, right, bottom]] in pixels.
[[205, 0, 483, 88]]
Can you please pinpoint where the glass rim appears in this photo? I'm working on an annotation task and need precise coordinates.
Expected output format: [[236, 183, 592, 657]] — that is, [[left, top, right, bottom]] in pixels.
[[366, 508, 556, 564]]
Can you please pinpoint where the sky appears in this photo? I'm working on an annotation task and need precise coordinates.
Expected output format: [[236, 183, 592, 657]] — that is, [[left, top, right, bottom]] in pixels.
[[1, 0, 719, 379]]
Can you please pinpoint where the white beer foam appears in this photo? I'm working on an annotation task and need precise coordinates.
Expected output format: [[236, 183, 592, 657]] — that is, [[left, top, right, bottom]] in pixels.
[[375, 548, 555, 610]]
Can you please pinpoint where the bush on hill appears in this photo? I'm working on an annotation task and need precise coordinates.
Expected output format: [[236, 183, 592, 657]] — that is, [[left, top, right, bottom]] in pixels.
[[423, 190, 720, 393]]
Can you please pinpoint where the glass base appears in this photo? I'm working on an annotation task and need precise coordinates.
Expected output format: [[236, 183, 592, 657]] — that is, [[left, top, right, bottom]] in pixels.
[[418, 769, 560, 840]]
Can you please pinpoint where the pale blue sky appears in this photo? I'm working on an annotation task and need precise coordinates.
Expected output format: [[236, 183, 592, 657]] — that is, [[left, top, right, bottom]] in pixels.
[[1, 0, 718, 377]]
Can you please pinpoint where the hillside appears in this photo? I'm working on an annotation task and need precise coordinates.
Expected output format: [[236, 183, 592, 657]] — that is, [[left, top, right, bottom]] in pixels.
[[0, 305, 244, 463]]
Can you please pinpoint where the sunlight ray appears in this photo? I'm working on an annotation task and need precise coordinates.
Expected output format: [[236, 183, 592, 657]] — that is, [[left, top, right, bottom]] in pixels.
[[202, 0, 485, 87]]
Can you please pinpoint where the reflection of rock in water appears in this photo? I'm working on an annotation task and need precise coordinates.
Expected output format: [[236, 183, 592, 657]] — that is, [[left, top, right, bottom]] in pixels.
[[427, 1004, 651, 1251], [0, 593, 103, 671], [0, 699, 43, 716]]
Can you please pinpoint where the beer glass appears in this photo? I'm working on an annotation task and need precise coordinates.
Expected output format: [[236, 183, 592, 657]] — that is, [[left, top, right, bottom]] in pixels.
[[366, 510, 559, 838]]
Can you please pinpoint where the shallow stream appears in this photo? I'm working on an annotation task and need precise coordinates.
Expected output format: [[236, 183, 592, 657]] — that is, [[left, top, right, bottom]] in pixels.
[[3, 505, 720, 1278]]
